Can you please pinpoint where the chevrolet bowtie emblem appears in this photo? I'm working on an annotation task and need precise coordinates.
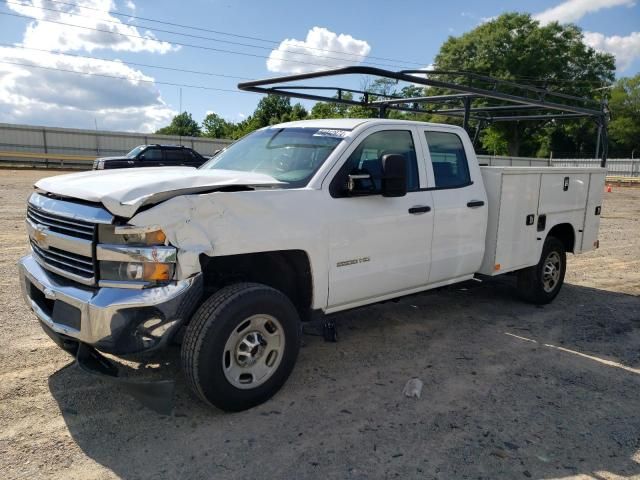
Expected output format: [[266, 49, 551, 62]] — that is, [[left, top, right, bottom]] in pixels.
[[32, 225, 50, 249]]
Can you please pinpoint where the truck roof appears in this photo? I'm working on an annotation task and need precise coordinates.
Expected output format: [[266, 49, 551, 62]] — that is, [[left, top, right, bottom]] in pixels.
[[270, 118, 464, 131]]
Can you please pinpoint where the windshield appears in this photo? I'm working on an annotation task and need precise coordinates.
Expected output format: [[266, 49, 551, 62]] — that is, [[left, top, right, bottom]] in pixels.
[[126, 145, 146, 159], [201, 127, 348, 187]]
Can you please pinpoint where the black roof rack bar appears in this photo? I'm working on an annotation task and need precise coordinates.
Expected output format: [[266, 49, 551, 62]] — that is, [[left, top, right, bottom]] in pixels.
[[400, 69, 602, 106], [489, 113, 589, 122], [270, 85, 405, 100], [427, 104, 546, 115], [237, 65, 608, 166], [372, 93, 477, 105], [238, 66, 605, 117]]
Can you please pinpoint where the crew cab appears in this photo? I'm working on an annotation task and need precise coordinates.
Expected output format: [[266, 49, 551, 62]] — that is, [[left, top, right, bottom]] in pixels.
[[93, 144, 208, 170], [19, 119, 605, 412]]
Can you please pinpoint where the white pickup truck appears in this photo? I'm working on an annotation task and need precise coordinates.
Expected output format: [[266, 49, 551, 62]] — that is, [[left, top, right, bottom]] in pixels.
[[19, 118, 605, 411]]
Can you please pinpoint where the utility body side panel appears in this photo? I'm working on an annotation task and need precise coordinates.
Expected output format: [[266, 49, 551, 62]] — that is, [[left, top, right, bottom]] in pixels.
[[478, 166, 606, 276], [581, 172, 606, 252]]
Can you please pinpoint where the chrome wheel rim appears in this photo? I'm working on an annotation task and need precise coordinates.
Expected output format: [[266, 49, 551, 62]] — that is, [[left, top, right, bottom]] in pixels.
[[542, 251, 562, 293], [222, 314, 285, 389]]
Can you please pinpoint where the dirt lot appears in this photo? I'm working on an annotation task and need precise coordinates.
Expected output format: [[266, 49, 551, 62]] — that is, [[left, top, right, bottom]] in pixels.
[[0, 169, 639, 480]]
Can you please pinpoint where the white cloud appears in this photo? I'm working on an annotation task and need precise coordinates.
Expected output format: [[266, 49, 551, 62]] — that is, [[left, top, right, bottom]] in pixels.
[[533, 0, 639, 72], [0, 46, 175, 131], [125, 0, 136, 11], [534, 0, 636, 25], [266, 27, 371, 74], [583, 31, 640, 71], [405, 64, 434, 87], [8, 0, 175, 54], [0, 0, 177, 131]]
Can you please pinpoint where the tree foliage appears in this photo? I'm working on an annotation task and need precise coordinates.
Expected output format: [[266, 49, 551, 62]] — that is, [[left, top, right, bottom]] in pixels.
[[202, 112, 232, 139], [155, 112, 201, 137], [433, 13, 615, 156], [608, 74, 640, 156]]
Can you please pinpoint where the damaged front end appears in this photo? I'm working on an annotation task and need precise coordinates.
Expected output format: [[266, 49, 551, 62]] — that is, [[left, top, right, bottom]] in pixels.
[[19, 191, 211, 412]]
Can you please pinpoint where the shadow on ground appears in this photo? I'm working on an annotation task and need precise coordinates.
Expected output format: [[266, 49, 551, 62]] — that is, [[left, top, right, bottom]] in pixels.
[[48, 278, 640, 479]]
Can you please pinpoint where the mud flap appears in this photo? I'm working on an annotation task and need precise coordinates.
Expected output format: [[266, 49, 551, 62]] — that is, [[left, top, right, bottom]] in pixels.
[[76, 343, 175, 415]]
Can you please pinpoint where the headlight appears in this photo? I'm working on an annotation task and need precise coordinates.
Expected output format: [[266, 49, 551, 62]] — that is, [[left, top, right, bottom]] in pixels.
[[98, 225, 167, 245], [97, 225, 175, 286], [100, 261, 174, 283]]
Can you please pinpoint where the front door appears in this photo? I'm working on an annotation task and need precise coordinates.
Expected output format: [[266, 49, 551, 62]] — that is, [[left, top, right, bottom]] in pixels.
[[326, 127, 434, 309], [138, 147, 164, 167], [418, 128, 487, 283]]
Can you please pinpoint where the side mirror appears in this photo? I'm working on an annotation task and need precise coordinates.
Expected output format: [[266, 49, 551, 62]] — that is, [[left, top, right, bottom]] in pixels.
[[138, 154, 145, 161], [381, 154, 407, 197]]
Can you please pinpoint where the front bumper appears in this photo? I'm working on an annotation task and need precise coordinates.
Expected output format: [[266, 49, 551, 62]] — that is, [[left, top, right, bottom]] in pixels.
[[19, 254, 203, 355]]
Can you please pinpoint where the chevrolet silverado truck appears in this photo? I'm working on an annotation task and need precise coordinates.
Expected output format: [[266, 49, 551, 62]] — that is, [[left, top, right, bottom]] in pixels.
[[19, 118, 605, 411]]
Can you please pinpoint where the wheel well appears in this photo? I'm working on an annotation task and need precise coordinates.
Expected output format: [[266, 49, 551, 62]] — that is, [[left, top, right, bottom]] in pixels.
[[548, 223, 575, 253], [199, 250, 313, 320]]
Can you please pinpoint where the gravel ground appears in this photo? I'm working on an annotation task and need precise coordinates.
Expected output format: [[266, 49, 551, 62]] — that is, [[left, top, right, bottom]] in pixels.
[[0, 169, 639, 480]]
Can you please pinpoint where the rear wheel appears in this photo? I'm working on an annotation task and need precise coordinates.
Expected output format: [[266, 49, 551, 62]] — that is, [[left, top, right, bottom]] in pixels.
[[517, 236, 566, 305], [181, 283, 301, 411]]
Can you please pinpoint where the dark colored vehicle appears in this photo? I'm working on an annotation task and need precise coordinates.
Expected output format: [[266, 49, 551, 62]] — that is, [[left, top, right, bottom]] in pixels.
[[93, 145, 209, 170]]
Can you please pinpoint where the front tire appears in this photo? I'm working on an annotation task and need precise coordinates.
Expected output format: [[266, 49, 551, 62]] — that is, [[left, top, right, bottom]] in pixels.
[[181, 283, 301, 411], [517, 236, 566, 305]]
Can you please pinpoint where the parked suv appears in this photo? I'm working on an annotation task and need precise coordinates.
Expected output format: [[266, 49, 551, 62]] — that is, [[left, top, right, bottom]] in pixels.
[[93, 145, 209, 170]]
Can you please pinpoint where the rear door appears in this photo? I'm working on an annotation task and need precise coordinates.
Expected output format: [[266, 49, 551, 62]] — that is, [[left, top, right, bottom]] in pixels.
[[326, 126, 434, 309], [164, 148, 185, 166], [418, 127, 488, 283]]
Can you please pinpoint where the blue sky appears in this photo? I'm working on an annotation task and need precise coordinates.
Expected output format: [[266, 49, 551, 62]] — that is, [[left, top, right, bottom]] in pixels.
[[0, 0, 638, 132]]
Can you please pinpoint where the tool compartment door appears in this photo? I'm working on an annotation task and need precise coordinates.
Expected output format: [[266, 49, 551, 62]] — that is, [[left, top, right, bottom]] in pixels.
[[495, 173, 541, 272]]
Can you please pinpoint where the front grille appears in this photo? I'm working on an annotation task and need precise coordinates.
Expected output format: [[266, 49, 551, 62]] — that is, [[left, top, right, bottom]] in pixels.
[[30, 241, 95, 280], [27, 205, 95, 240], [27, 198, 103, 285]]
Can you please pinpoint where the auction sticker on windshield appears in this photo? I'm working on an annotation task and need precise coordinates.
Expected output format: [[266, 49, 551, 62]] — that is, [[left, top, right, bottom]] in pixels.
[[313, 129, 350, 138]]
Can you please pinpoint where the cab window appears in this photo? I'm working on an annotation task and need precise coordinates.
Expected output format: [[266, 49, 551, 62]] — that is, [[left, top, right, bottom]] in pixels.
[[143, 148, 163, 161], [336, 130, 419, 194], [165, 149, 184, 162], [424, 131, 471, 188]]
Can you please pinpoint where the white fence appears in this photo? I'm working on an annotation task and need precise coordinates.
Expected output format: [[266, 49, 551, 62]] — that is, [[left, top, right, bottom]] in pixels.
[[0, 122, 233, 168], [0, 123, 637, 177], [550, 158, 639, 177]]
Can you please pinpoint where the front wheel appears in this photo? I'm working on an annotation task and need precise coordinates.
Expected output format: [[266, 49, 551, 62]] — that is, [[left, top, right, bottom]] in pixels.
[[517, 236, 566, 305], [181, 283, 301, 411]]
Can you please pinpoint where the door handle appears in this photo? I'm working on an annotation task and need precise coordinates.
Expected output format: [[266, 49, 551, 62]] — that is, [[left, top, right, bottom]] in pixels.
[[408, 205, 431, 214], [467, 200, 485, 208]]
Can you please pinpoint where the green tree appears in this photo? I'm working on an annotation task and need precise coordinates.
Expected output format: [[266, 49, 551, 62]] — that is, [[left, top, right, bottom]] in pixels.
[[156, 112, 202, 137], [433, 13, 615, 156], [608, 74, 640, 157], [202, 112, 232, 139], [253, 95, 293, 127]]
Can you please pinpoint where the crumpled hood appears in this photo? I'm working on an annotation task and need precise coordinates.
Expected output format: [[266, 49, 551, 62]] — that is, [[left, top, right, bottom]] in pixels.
[[35, 167, 282, 218]]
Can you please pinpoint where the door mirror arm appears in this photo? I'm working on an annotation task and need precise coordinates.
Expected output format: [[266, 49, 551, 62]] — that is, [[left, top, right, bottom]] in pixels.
[[347, 173, 372, 193]]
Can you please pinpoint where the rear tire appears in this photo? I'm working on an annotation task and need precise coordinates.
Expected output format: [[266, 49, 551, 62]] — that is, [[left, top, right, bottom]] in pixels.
[[517, 236, 566, 305], [181, 283, 301, 411]]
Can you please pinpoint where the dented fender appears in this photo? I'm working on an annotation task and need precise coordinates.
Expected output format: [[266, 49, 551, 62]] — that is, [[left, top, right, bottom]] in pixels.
[[127, 189, 329, 309]]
